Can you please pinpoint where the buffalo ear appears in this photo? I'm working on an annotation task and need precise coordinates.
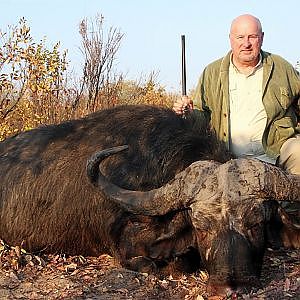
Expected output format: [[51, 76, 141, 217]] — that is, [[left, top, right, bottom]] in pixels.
[[264, 201, 284, 249], [278, 206, 300, 249]]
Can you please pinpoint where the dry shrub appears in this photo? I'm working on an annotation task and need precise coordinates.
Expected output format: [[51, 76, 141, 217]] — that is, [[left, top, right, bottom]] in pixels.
[[117, 73, 177, 108], [0, 18, 179, 142]]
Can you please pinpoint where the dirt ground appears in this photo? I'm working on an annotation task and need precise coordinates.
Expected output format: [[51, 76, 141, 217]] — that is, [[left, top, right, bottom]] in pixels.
[[0, 240, 299, 300]]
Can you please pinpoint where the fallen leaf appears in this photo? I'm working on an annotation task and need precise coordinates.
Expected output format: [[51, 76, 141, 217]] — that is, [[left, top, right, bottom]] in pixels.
[[284, 278, 290, 291]]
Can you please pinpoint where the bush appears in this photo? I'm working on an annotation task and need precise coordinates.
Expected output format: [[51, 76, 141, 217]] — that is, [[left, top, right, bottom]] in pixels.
[[0, 17, 179, 141]]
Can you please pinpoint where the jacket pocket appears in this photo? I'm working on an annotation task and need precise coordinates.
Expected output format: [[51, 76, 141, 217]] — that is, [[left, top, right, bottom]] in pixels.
[[268, 117, 295, 146]]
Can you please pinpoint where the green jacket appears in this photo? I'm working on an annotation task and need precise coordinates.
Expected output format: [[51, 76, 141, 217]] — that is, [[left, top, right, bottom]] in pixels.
[[192, 50, 300, 159]]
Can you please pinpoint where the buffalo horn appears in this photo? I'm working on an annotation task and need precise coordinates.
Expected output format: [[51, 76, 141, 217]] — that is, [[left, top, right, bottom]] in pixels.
[[87, 145, 129, 184], [261, 162, 300, 202], [86, 146, 188, 216]]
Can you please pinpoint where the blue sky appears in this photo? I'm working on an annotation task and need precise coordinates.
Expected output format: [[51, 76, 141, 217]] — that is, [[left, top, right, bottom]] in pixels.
[[1, 0, 300, 93]]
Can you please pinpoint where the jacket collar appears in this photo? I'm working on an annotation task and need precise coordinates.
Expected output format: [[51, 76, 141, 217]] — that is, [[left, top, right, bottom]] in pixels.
[[261, 50, 274, 98], [219, 51, 231, 104]]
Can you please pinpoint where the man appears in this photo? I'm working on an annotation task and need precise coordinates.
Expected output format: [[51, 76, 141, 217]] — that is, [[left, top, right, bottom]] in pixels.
[[173, 14, 300, 175]]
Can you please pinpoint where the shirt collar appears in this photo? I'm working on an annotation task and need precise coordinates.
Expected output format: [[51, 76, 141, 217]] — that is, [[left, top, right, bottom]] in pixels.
[[230, 53, 262, 76]]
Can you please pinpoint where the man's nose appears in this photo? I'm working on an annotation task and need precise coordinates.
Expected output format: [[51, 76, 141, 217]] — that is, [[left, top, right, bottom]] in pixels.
[[242, 38, 251, 47]]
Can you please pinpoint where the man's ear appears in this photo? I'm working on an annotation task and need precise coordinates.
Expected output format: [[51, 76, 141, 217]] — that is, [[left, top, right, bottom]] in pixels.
[[261, 31, 264, 44]]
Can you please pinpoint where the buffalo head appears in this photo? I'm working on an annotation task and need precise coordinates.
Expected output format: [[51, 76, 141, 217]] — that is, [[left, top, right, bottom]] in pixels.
[[87, 146, 300, 297]]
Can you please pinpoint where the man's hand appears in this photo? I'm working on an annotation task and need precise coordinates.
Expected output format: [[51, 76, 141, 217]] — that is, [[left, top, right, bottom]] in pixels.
[[173, 95, 194, 115]]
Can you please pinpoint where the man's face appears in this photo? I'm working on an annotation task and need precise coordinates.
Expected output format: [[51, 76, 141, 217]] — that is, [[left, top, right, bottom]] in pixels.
[[230, 20, 264, 66]]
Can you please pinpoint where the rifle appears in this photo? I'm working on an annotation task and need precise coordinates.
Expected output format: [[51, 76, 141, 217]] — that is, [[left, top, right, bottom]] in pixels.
[[181, 35, 189, 118], [181, 35, 187, 96]]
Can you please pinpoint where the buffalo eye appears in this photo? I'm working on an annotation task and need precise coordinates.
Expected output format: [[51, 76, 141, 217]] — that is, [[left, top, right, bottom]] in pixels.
[[196, 230, 209, 241], [195, 229, 215, 251], [247, 222, 264, 246]]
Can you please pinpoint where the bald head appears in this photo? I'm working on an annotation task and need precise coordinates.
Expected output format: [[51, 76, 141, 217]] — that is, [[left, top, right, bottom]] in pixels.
[[230, 14, 263, 35], [229, 14, 264, 69]]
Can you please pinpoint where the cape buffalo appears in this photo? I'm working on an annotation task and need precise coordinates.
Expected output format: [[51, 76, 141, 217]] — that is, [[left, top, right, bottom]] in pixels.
[[0, 105, 228, 273], [92, 145, 300, 296], [1, 104, 299, 297]]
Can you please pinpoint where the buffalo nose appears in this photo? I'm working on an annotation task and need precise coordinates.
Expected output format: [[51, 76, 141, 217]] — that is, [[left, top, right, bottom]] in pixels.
[[207, 278, 261, 300], [206, 281, 256, 299]]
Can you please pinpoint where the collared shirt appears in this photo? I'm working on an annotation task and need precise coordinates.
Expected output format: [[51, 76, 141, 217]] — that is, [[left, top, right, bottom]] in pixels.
[[228, 55, 270, 160]]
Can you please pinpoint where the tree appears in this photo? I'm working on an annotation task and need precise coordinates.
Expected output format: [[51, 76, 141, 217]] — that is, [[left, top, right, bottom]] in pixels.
[[77, 14, 123, 111], [0, 18, 68, 139]]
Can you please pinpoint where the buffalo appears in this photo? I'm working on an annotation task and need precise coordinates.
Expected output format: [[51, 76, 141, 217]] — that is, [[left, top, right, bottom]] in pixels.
[[0, 104, 299, 297], [0, 105, 227, 270], [92, 146, 300, 295]]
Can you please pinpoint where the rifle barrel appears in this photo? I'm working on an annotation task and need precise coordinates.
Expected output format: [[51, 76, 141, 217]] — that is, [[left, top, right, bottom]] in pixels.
[[181, 35, 187, 96]]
